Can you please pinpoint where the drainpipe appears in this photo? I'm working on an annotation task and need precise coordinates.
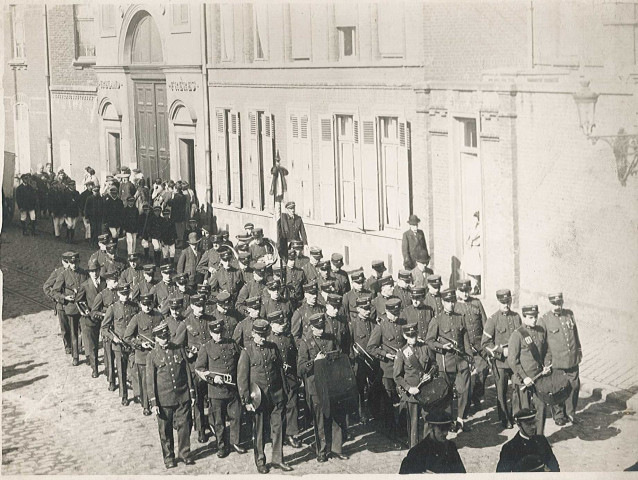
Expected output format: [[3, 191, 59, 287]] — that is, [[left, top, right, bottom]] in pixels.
[[200, 4, 213, 221], [43, 5, 53, 169]]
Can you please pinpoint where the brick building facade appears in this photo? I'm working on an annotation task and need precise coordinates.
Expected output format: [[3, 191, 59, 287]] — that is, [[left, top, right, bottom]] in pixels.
[[4, 2, 637, 326]]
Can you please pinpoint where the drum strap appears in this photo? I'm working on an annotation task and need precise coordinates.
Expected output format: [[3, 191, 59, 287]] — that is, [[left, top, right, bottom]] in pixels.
[[519, 327, 543, 368]]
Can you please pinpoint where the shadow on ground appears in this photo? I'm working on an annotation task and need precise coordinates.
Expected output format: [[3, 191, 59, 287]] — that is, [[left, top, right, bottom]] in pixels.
[[2, 360, 48, 381]]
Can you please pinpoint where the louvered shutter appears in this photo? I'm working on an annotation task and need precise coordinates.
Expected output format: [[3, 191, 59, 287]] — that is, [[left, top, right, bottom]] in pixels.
[[398, 119, 411, 228], [361, 117, 380, 230], [300, 114, 313, 218], [319, 115, 336, 224], [248, 111, 260, 209], [229, 110, 242, 207], [262, 112, 275, 213], [215, 109, 229, 205], [353, 118, 364, 230]]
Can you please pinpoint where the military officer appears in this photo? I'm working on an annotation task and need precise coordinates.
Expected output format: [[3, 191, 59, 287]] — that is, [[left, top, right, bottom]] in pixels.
[[426, 289, 472, 432], [302, 246, 322, 283], [166, 273, 193, 316], [88, 233, 112, 267], [209, 246, 245, 304], [394, 323, 438, 448], [424, 275, 443, 316], [482, 288, 523, 429], [77, 257, 104, 377], [315, 260, 337, 293], [364, 260, 387, 297], [349, 295, 377, 423], [401, 287, 433, 341], [291, 281, 325, 341], [91, 268, 119, 390], [509, 304, 552, 435], [233, 296, 261, 348], [247, 227, 275, 262], [394, 270, 413, 309], [52, 252, 88, 366], [367, 297, 407, 434], [125, 293, 163, 415], [147, 322, 196, 468], [151, 264, 178, 308], [238, 319, 292, 473], [330, 253, 351, 295], [236, 251, 252, 274], [183, 294, 213, 442], [120, 253, 144, 288], [291, 240, 310, 269], [398, 411, 466, 474], [298, 313, 347, 462], [102, 283, 139, 405], [267, 311, 303, 449], [496, 408, 560, 472], [324, 293, 351, 354], [261, 279, 294, 322], [455, 279, 489, 413], [284, 248, 307, 309], [235, 261, 268, 316], [539, 292, 582, 425], [195, 318, 244, 458], [213, 291, 242, 340], [318, 281, 335, 308], [372, 276, 396, 318]]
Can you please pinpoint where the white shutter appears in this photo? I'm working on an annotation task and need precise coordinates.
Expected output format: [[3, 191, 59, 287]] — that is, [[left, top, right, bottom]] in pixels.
[[248, 111, 260, 209], [288, 112, 301, 213], [215, 109, 229, 204], [300, 114, 313, 218], [262, 112, 275, 213], [353, 117, 364, 230], [229, 110, 242, 207], [398, 119, 411, 228], [361, 117, 380, 231], [319, 115, 337, 224]]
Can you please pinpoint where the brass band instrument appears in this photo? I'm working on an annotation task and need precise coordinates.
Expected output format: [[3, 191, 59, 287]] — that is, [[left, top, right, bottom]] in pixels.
[[205, 371, 236, 386], [437, 334, 474, 364]]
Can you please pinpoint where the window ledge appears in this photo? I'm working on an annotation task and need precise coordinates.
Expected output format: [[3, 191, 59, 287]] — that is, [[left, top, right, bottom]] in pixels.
[[73, 57, 96, 69], [303, 217, 403, 240], [8, 58, 27, 69]]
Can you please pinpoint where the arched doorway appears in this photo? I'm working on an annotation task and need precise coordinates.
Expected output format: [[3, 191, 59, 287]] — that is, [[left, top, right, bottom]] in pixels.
[[127, 12, 169, 183]]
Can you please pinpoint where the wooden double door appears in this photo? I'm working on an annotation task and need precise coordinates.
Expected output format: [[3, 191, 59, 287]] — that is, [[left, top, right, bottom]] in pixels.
[[134, 81, 169, 182]]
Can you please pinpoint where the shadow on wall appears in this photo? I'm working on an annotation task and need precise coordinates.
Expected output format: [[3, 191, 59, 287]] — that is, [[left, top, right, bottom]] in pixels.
[[449, 255, 461, 289]]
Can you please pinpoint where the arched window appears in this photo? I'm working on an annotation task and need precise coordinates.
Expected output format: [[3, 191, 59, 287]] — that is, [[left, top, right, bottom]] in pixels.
[[131, 14, 163, 64]]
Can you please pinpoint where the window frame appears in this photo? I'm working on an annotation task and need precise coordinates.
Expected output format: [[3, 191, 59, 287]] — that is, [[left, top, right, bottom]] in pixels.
[[11, 5, 26, 63], [73, 4, 96, 67], [99, 5, 116, 38], [253, 4, 269, 61], [337, 26, 357, 61], [171, 4, 191, 34]]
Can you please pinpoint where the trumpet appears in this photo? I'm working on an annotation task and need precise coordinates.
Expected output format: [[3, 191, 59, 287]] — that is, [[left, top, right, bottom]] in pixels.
[[437, 335, 474, 364], [138, 334, 156, 348], [76, 300, 91, 317], [205, 371, 236, 386]]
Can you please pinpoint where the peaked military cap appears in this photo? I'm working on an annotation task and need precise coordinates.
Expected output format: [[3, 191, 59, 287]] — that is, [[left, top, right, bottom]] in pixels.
[[208, 318, 224, 333], [385, 297, 402, 312], [521, 305, 539, 316], [411, 286, 426, 298], [402, 323, 418, 337], [514, 408, 536, 423], [326, 293, 342, 306], [356, 295, 373, 308], [309, 246, 323, 257], [308, 313, 325, 329], [143, 264, 156, 273], [378, 276, 394, 287], [426, 274, 442, 285], [267, 310, 285, 324], [350, 269, 365, 282], [425, 411, 453, 425], [548, 292, 564, 305], [456, 279, 471, 292], [441, 288, 457, 302], [87, 258, 100, 271], [152, 322, 170, 336], [398, 270, 412, 281], [252, 319, 270, 335], [496, 289, 512, 303], [140, 293, 155, 306], [246, 296, 261, 308], [190, 294, 206, 307], [371, 260, 386, 271]]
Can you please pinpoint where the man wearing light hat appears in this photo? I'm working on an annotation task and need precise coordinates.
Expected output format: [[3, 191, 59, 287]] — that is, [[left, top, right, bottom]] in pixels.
[[177, 231, 203, 287], [482, 288, 523, 429], [238, 319, 292, 473], [399, 411, 466, 474], [401, 214, 429, 271], [147, 321, 196, 469], [496, 408, 559, 472], [539, 292, 582, 426], [509, 304, 552, 435], [277, 201, 307, 259], [425, 288, 472, 432]]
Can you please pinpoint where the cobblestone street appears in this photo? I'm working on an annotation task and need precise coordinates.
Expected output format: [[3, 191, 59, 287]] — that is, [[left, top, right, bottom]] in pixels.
[[2, 222, 638, 474]]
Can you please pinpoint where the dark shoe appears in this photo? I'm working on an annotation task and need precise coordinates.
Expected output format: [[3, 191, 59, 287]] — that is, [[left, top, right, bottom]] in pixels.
[[198, 432, 208, 443], [505, 422, 514, 429], [286, 435, 302, 448], [143, 408, 151, 416], [317, 454, 328, 463], [458, 421, 471, 432], [256, 464, 270, 474], [217, 448, 230, 459], [91, 371, 99, 378], [72, 358, 79, 366], [65, 348, 72, 355], [183, 456, 195, 466], [271, 462, 293, 472], [108, 383, 117, 392], [133, 396, 141, 404], [331, 452, 349, 460], [449, 422, 459, 433], [555, 417, 568, 426], [232, 443, 247, 454], [568, 415, 581, 425], [165, 459, 177, 469], [121, 397, 129, 406]]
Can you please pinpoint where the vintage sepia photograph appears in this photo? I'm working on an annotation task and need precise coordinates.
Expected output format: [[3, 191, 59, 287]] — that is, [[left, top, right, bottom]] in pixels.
[[1, 0, 637, 475]]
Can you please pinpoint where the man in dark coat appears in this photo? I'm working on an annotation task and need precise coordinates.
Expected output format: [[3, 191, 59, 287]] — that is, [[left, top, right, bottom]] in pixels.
[[169, 184, 188, 249], [103, 185, 124, 239], [401, 214, 430, 270], [496, 408, 560, 472], [16, 173, 38, 235], [84, 185, 103, 246], [277, 201, 307, 258], [399, 411, 466, 474], [76, 258, 104, 377], [177, 232, 203, 287]]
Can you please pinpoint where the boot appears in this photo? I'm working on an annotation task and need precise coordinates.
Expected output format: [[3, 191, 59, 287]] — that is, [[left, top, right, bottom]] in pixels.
[[21, 221, 27, 235], [30, 221, 37, 236], [144, 248, 149, 261]]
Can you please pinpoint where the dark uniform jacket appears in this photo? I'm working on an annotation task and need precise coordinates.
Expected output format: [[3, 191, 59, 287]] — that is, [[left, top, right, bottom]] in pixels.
[[393, 285, 412, 310], [402, 304, 433, 341], [212, 308, 242, 340], [399, 436, 466, 474], [364, 274, 383, 297], [425, 311, 472, 373], [482, 310, 522, 368], [43, 266, 66, 312], [166, 315, 188, 347], [260, 296, 293, 322], [137, 211, 153, 239], [297, 332, 337, 396], [120, 266, 144, 288], [324, 313, 351, 355], [194, 338, 241, 399], [159, 216, 178, 245], [508, 325, 552, 385], [16, 183, 37, 210], [393, 341, 437, 403], [62, 189, 81, 218], [236, 278, 267, 316], [148, 213, 163, 240], [132, 277, 156, 300], [77, 277, 105, 327], [373, 294, 393, 318], [496, 432, 559, 472], [196, 248, 221, 276], [232, 316, 256, 348], [284, 265, 307, 305], [249, 241, 274, 262], [291, 301, 325, 341], [177, 246, 202, 285], [401, 228, 430, 270], [277, 212, 307, 249], [91, 287, 117, 313], [125, 310, 163, 363], [47, 187, 65, 217], [169, 192, 187, 223], [424, 291, 443, 317], [368, 315, 407, 378], [102, 300, 139, 351], [539, 309, 581, 370], [118, 181, 136, 203], [342, 287, 376, 323], [455, 299, 486, 351], [52, 268, 88, 315], [349, 314, 376, 359], [210, 265, 244, 302], [238, 341, 287, 405], [151, 280, 177, 307], [147, 345, 194, 407], [184, 312, 213, 355], [301, 262, 319, 284], [268, 332, 300, 389]]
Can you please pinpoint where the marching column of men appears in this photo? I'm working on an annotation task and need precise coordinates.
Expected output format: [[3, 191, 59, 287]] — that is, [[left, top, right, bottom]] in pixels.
[[43, 220, 578, 474]]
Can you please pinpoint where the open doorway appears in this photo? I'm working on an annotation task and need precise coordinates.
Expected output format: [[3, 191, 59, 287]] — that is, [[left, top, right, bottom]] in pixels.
[[107, 132, 121, 173], [178, 138, 195, 187]]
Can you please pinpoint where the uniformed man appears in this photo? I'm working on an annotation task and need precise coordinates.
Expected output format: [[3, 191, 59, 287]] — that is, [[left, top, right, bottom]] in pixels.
[[277, 201, 308, 258], [177, 231, 203, 287], [238, 319, 292, 473], [77, 258, 104, 378], [233, 296, 261, 348], [291, 240, 310, 269], [291, 281, 325, 342], [401, 287, 433, 341], [367, 297, 407, 434], [540, 292, 582, 426], [151, 264, 178, 307], [125, 293, 163, 415], [394, 270, 413, 309], [132, 264, 156, 299], [318, 281, 335, 308], [196, 234, 222, 280], [209, 246, 245, 304], [213, 291, 242, 340], [261, 279, 294, 322], [267, 310, 303, 449], [147, 322, 196, 469], [166, 273, 193, 316], [349, 295, 377, 423], [52, 252, 88, 366], [298, 313, 347, 463], [342, 269, 375, 324], [120, 253, 144, 288], [91, 268, 119, 390], [424, 275, 443, 317], [509, 304, 552, 435], [235, 233, 252, 251], [425, 288, 472, 432], [88, 233, 112, 269], [165, 296, 188, 347], [284, 248, 307, 309], [236, 251, 252, 274], [43, 256, 70, 354], [102, 283, 139, 405], [195, 318, 244, 458], [330, 253, 351, 295], [398, 411, 466, 474], [364, 260, 387, 297], [324, 293, 351, 355], [455, 279, 489, 413], [302, 247, 322, 283], [183, 294, 213, 443], [496, 408, 560, 472], [394, 322, 438, 448], [482, 288, 523, 429], [249, 227, 276, 262], [219, 229, 233, 248], [372, 276, 396, 318]]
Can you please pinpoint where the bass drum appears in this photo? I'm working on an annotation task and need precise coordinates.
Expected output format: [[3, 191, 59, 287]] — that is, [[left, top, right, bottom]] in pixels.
[[413, 376, 452, 411], [314, 352, 359, 418], [534, 369, 572, 406]]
